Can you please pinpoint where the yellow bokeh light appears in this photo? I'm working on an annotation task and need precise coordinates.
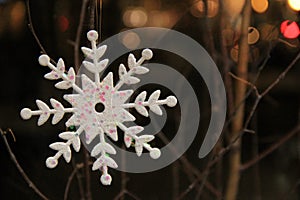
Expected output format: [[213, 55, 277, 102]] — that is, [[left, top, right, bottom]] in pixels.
[[149, 11, 174, 27], [207, 0, 219, 18], [123, 7, 148, 28], [121, 31, 141, 50], [190, 1, 205, 18], [190, 0, 219, 18], [288, 0, 300, 11], [251, 0, 268, 13], [223, 0, 245, 19], [248, 27, 260, 45], [230, 45, 239, 63], [10, 1, 26, 32]]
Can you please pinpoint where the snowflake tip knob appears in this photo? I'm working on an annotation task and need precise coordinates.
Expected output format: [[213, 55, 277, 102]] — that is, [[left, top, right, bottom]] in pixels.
[[166, 96, 177, 107], [150, 148, 161, 159], [38, 55, 50, 66], [20, 108, 32, 120], [100, 174, 112, 185], [142, 49, 153, 60], [46, 157, 58, 168], [87, 30, 98, 41]]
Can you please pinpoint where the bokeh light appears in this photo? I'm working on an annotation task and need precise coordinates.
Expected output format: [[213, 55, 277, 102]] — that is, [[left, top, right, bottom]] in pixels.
[[206, 0, 219, 18], [248, 27, 260, 44], [230, 45, 239, 62], [223, 0, 245, 20], [148, 11, 175, 28], [144, 0, 161, 10], [288, 0, 300, 11], [9, 1, 26, 33], [280, 20, 300, 39], [123, 7, 148, 28], [121, 31, 141, 50], [190, 1, 205, 18], [190, 0, 219, 18], [58, 15, 69, 32], [251, 0, 268, 13]]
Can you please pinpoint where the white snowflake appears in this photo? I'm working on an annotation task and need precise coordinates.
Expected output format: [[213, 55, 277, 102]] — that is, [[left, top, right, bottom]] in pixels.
[[20, 30, 177, 185]]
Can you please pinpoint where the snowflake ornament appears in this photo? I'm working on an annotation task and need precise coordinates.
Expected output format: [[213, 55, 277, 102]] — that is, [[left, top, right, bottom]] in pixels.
[[20, 30, 177, 185]]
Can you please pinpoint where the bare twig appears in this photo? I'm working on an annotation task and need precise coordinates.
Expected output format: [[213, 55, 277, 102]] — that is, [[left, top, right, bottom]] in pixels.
[[229, 72, 259, 97], [225, 1, 251, 199], [25, 0, 56, 64], [0, 128, 49, 200], [172, 162, 180, 199], [198, 48, 300, 196], [281, 179, 300, 200], [114, 190, 141, 200], [83, 149, 92, 200], [64, 163, 85, 200], [241, 124, 300, 171], [71, 159, 85, 200], [157, 132, 221, 199], [25, 0, 46, 55]]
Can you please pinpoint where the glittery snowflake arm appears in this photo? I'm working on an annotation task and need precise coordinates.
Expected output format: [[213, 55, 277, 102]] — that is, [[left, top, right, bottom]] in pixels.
[[20, 98, 76, 126], [45, 126, 83, 168], [90, 128, 117, 185], [123, 90, 177, 117], [117, 123, 161, 159], [114, 49, 153, 91], [38, 55, 83, 94], [81, 30, 108, 85]]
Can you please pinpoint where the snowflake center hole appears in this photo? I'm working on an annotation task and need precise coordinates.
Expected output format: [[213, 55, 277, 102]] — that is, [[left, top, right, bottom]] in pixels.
[[95, 102, 105, 113]]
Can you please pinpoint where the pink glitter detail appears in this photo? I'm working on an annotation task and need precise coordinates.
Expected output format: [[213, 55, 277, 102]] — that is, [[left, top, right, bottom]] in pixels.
[[109, 129, 115, 134]]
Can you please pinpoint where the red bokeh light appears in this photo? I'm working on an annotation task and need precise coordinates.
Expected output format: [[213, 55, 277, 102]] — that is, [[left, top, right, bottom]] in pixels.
[[58, 15, 69, 32], [280, 20, 300, 39]]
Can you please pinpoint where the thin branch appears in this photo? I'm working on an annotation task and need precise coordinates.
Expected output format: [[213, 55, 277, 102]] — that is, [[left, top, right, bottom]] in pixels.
[[240, 124, 300, 171], [83, 149, 92, 200], [261, 51, 300, 97], [114, 190, 141, 200], [25, 0, 56, 64], [71, 158, 85, 199], [225, 0, 252, 199], [281, 179, 300, 200], [64, 163, 84, 200], [172, 162, 180, 199], [0, 128, 49, 200], [198, 48, 300, 191], [229, 72, 259, 97], [157, 132, 222, 199], [26, 0, 47, 54]]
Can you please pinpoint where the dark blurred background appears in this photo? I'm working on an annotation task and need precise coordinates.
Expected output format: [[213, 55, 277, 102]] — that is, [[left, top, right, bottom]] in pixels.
[[0, 0, 300, 199]]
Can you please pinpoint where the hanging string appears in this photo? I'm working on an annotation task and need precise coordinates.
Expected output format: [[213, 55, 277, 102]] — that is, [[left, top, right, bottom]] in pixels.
[[90, 0, 101, 41], [98, 0, 103, 42], [95, 0, 98, 33]]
